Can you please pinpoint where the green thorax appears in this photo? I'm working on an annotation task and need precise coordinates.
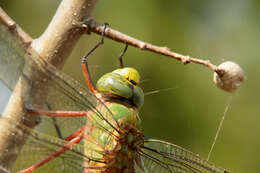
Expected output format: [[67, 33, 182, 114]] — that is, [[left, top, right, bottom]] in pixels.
[[96, 67, 144, 109], [89, 102, 142, 146]]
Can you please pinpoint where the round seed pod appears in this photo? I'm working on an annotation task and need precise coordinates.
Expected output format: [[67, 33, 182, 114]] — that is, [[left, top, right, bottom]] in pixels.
[[213, 61, 245, 92]]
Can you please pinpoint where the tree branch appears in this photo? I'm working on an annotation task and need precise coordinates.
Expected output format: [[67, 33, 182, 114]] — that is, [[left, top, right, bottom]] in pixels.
[[83, 19, 219, 72], [0, 0, 97, 169]]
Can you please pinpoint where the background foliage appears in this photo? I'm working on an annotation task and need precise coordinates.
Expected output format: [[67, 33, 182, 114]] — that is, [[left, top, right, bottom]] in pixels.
[[0, 1, 259, 172]]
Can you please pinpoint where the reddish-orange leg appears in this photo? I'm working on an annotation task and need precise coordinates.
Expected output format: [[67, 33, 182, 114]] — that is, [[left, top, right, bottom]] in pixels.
[[81, 23, 108, 96], [21, 127, 85, 173], [22, 23, 109, 172], [25, 23, 109, 116], [28, 108, 89, 117]]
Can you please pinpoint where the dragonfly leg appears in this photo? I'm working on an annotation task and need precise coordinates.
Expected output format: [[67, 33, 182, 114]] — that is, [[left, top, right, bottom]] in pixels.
[[20, 128, 84, 173], [22, 72, 90, 117], [81, 23, 108, 95], [118, 44, 128, 68], [45, 103, 63, 139], [27, 108, 89, 117], [63, 126, 85, 141]]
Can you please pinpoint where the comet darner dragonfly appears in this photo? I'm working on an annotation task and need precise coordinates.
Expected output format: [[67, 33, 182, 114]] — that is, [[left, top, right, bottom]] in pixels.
[[0, 23, 231, 173]]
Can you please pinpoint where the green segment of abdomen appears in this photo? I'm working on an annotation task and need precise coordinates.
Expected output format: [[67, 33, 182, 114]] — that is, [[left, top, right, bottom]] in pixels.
[[83, 102, 142, 172]]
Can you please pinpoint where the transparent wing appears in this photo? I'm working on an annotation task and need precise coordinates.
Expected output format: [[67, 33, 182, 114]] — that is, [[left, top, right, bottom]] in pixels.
[[0, 117, 110, 173], [140, 139, 230, 173], [0, 12, 118, 137], [0, 15, 119, 172], [22, 46, 119, 142], [0, 51, 118, 172], [0, 20, 25, 91]]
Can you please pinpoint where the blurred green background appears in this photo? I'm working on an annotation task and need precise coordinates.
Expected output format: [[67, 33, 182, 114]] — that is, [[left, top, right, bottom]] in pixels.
[[1, 0, 259, 172]]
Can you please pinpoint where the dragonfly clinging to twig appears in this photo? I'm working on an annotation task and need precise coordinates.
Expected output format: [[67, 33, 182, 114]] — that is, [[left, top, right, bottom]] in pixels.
[[0, 23, 231, 173]]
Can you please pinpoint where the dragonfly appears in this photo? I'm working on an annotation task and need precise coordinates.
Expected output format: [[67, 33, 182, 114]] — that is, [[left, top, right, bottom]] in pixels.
[[0, 21, 231, 173]]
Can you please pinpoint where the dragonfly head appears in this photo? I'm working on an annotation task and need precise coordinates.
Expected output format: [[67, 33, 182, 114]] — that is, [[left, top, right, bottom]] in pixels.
[[96, 67, 144, 109]]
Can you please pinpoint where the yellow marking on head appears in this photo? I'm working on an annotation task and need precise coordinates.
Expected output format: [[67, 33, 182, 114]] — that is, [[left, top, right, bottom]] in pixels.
[[112, 67, 140, 86]]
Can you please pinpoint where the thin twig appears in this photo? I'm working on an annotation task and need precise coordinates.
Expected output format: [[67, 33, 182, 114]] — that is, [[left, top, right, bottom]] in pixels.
[[0, 8, 32, 49], [83, 19, 218, 72]]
